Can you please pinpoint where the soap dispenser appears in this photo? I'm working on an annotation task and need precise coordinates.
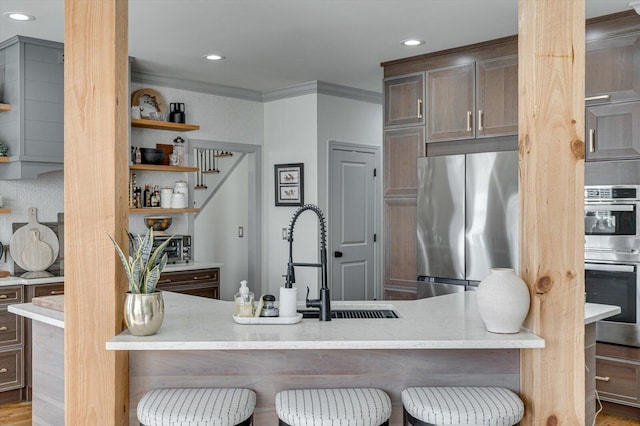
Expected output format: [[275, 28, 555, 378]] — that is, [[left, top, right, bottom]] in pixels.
[[234, 280, 255, 317]]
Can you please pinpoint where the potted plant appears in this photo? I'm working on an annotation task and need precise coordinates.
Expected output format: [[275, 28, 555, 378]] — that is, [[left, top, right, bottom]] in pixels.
[[109, 228, 173, 336]]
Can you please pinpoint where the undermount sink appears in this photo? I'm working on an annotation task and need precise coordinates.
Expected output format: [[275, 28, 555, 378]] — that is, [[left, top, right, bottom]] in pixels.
[[297, 309, 399, 319]]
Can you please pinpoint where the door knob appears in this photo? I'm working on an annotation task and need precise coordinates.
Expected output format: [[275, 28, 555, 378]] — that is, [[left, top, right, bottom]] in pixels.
[[334, 251, 343, 258]]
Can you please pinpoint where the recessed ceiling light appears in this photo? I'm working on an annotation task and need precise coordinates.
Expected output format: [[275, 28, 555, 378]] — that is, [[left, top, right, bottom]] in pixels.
[[401, 39, 425, 47], [4, 12, 36, 21], [203, 54, 225, 61]]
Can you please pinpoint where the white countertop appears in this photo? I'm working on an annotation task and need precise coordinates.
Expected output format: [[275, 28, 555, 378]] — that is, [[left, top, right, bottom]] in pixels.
[[0, 262, 223, 287], [10, 292, 619, 351], [102, 291, 549, 351]]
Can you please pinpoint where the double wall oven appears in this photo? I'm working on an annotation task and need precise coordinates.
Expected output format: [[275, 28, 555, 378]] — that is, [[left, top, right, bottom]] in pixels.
[[585, 185, 640, 347]]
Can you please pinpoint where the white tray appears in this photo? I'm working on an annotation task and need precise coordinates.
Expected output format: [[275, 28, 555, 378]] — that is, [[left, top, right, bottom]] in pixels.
[[232, 313, 303, 325]]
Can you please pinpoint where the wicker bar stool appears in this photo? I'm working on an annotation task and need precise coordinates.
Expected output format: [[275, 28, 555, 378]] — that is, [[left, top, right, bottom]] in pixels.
[[137, 387, 256, 426], [402, 386, 524, 426], [276, 388, 392, 426]]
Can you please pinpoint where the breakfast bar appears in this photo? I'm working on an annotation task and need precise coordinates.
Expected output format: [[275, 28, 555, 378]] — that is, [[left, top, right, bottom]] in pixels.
[[10, 291, 619, 424]]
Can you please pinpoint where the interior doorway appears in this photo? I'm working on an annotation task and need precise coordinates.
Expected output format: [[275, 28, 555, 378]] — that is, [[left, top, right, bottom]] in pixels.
[[190, 139, 262, 299], [328, 141, 381, 300]]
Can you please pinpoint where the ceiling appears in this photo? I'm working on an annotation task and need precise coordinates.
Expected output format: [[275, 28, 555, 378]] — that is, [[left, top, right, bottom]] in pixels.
[[0, 0, 635, 94]]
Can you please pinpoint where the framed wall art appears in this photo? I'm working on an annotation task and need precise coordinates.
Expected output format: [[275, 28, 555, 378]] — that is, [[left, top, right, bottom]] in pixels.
[[275, 163, 304, 206]]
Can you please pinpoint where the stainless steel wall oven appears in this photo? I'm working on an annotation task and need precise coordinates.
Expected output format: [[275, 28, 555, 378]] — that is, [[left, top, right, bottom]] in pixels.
[[585, 185, 640, 347]]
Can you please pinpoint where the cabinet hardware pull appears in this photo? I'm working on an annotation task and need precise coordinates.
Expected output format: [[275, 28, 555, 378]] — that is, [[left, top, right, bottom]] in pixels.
[[50, 290, 63, 295], [466, 111, 472, 132], [193, 275, 211, 280], [0, 368, 6, 374], [589, 129, 596, 153], [0, 295, 7, 299], [585, 94, 611, 102], [417, 99, 423, 119], [157, 279, 172, 284], [478, 109, 484, 131], [0, 327, 7, 332], [595, 375, 610, 382]]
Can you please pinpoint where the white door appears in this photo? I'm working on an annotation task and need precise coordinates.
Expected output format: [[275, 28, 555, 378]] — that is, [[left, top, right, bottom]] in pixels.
[[329, 147, 376, 300]]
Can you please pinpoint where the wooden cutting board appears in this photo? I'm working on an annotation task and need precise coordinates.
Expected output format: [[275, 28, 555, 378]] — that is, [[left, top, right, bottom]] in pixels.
[[21, 230, 54, 271], [32, 295, 64, 312], [10, 207, 59, 271]]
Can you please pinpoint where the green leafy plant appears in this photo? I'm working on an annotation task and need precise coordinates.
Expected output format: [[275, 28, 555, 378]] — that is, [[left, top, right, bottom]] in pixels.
[[109, 228, 173, 294]]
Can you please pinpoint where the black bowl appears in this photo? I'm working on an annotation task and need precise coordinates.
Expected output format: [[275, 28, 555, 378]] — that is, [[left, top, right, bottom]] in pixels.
[[140, 148, 165, 165]]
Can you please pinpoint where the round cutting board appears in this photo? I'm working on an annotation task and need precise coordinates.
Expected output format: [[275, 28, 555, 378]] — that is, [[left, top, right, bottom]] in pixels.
[[10, 207, 60, 271], [21, 229, 54, 271]]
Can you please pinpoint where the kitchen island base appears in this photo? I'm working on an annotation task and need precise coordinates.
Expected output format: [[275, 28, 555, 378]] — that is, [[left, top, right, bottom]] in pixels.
[[129, 348, 519, 425]]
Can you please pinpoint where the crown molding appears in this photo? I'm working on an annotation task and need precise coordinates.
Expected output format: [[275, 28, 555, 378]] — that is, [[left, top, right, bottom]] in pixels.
[[130, 70, 264, 102], [262, 81, 382, 104]]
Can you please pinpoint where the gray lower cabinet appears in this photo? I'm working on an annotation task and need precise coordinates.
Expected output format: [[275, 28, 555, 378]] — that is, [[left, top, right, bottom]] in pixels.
[[596, 342, 640, 419], [157, 268, 220, 299], [0, 286, 24, 402], [586, 101, 640, 161], [0, 36, 64, 179]]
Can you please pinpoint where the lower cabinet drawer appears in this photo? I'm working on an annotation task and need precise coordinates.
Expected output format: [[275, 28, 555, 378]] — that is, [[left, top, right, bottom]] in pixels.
[[30, 284, 64, 298], [0, 348, 23, 392], [596, 356, 640, 406], [0, 309, 22, 347]]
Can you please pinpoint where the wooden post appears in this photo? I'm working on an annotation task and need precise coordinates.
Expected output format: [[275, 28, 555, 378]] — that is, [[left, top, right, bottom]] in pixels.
[[64, 0, 129, 424], [518, 0, 585, 424]]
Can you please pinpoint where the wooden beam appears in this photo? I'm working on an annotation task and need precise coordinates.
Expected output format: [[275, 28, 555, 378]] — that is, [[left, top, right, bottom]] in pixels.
[[64, 0, 129, 424], [518, 0, 585, 424]]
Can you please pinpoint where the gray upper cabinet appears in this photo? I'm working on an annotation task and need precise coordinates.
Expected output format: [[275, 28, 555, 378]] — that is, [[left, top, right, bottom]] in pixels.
[[0, 36, 64, 179], [586, 32, 640, 105], [586, 101, 640, 161], [383, 73, 424, 128], [476, 55, 518, 138]]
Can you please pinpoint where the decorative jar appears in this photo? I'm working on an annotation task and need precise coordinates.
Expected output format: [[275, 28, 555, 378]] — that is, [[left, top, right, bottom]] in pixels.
[[477, 268, 530, 334]]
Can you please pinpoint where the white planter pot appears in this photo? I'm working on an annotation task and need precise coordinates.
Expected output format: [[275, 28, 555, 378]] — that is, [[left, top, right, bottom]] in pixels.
[[477, 268, 530, 334]]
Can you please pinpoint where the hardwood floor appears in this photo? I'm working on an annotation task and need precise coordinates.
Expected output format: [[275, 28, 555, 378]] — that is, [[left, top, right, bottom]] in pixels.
[[0, 400, 637, 425], [0, 402, 31, 426]]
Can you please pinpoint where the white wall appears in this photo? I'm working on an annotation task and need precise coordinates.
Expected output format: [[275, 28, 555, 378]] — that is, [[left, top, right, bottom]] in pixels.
[[263, 94, 319, 298]]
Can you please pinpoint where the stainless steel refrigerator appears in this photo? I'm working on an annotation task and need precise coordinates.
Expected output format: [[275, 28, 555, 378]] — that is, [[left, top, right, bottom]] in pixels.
[[416, 151, 518, 295]]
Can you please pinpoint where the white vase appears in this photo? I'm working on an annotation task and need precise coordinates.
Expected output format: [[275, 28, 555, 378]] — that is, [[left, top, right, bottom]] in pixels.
[[477, 268, 530, 334]]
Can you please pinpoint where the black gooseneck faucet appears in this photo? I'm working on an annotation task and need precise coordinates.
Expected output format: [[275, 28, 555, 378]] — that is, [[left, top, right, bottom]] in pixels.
[[285, 204, 331, 321]]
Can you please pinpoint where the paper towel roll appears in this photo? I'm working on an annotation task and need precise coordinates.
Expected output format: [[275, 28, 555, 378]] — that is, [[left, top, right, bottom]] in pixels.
[[279, 287, 298, 318]]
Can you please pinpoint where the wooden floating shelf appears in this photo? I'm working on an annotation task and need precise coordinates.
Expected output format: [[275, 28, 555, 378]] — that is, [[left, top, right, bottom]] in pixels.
[[202, 170, 220, 174], [131, 118, 200, 132], [0, 104, 11, 112], [214, 153, 233, 158], [0, 208, 11, 214], [130, 164, 198, 172], [0, 157, 10, 163], [129, 208, 200, 214]]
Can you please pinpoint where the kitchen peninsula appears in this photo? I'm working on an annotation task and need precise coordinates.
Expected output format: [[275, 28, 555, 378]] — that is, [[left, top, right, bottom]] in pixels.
[[9, 291, 620, 425]]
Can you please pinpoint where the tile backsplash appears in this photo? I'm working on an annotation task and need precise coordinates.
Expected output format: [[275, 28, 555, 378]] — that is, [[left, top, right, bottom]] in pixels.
[[0, 169, 64, 273]]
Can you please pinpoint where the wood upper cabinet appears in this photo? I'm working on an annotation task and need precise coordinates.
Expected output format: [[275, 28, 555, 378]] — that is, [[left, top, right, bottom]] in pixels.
[[384, 73, 424, 128], [476, 55, 518, 138], [383, 127, 424, 197], [427, 56, 518, 143], [586, 101, 640, 161], [427, 63, 475, 142], [586, 32, 640, 105]]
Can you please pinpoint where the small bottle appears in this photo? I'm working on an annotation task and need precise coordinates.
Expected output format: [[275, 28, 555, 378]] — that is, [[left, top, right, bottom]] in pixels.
[[173, 136, 185, 166], [135, 147, 142, 164], [234, 280, 255, 317], [143, 184, 151, 208], [151, 190, 160, 207], [134, 186, 142, 208]]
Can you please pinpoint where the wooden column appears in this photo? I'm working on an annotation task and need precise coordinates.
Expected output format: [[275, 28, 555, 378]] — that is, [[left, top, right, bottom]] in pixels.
[[64, 0, 129, 424], [518, 0, 585, 424]]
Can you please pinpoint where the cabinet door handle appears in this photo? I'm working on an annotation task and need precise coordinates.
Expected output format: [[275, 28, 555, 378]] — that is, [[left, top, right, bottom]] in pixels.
[[466, 111, 473, 132], [50, 290, 63, 295], [595, 375, 610, 382], [589, 128, 596, 153], [478, 109, 484, 131], [157, 279, 172, 284], [193, 275, 211, 280], [0, 326, 7, 332], [585, 94, 611, 102], [0, 368, 7, 374], [0, 295, 7, 299], [417, 99, 423, 119]]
